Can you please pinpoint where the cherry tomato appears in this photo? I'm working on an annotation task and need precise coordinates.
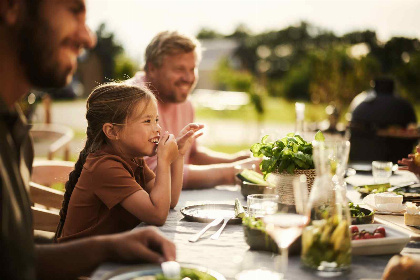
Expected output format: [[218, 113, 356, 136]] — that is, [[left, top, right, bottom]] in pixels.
[[374, 226, 386, 236], [352, 234, 361, 240], [363, 232, 373, 239], [373, 232, 384, 238], [349, 225, 359, 234]]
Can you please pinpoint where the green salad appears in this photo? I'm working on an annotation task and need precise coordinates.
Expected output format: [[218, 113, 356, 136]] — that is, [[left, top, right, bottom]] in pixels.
[[349, 202, 373, 218], [132, 268, 216, 280], [242, 216, 266, 232], [353, 183, 391, 195]]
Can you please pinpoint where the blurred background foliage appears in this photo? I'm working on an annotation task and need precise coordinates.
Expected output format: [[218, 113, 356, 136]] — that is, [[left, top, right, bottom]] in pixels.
[[77, 21, 419, 121], [198, 21, 419, 112], [90, 22, 419, 103]]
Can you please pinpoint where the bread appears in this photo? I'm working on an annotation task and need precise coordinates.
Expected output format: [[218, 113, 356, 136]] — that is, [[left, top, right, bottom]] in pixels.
[[382, 255, 420, 280], [404, 202, 420, 226], [404, 213, 420, 226]]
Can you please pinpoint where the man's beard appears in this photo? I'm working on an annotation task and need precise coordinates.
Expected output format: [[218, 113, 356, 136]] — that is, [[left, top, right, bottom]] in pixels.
[[17, 13, 72, 89]]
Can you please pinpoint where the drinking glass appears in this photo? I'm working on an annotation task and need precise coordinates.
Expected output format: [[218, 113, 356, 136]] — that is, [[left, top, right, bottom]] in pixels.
[[247, 194, 279, 218], [372, 161, 393, 184], [236, 251, 284, 280], [263, 175, 310, 276], [295, 102, 305, 136]]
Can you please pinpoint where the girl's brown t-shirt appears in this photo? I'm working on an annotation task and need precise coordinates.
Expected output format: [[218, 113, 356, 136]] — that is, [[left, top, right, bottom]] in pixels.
[[58, 147, 155, 242]]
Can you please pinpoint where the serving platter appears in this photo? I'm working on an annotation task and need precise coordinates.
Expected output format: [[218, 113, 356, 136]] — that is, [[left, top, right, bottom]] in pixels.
[[98, 263, 226, 280], [180, 203, 243, 224], [351, 224, 410, 255], [354, 183, 420, 203]]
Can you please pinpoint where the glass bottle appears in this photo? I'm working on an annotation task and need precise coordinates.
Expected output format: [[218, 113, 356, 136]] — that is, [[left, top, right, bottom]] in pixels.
[[295, 102, 305, 136], [301, 140, 352, 272]]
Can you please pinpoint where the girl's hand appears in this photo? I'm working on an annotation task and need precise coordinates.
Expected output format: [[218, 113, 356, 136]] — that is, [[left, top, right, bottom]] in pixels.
[[177, 123, 204, 156], [157, 132, 179, 164]]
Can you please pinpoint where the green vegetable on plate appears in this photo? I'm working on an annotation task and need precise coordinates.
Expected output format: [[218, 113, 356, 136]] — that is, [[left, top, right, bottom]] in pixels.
[[353, 183, 391, 195]]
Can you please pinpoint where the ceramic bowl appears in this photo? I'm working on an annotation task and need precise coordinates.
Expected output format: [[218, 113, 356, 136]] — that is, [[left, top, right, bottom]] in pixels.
[[351, 207, 374, 225], [240, 181, 271, 199], [243, 225, 301, 255]]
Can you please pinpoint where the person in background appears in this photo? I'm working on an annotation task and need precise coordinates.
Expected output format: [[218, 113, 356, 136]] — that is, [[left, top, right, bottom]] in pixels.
[[398, 145, 420, 177], [55, 83, 202, 242], [127, 31, 259, 189], [0, 1, 175, 280]]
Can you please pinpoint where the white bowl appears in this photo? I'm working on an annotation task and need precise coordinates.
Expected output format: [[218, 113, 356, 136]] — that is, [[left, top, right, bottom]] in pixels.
[[351, 224, 410, 255]]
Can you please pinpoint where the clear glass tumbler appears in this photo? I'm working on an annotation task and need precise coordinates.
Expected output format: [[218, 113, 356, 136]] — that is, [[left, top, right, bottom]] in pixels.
[[372, 161, 393, 184], [247, 194, 279, 218]]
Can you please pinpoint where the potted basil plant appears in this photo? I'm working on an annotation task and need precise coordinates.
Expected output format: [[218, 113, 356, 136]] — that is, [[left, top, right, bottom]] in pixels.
[[250, 131, 324, 205]]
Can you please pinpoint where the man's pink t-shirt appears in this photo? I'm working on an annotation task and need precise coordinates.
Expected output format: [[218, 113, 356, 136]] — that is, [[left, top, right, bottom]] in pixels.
[[126, 72, 197, 182]]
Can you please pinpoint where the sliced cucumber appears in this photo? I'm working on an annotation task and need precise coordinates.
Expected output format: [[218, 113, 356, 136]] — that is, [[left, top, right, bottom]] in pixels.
[[236, 169, 268, 186]]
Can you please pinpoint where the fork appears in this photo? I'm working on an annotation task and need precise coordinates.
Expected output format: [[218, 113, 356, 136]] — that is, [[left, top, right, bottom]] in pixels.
[[189, 217, 223, 242], [210, 217, 231, 240]]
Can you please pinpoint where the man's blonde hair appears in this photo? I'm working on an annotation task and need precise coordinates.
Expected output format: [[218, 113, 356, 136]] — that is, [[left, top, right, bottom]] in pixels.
[[144, 31, 201, 72]]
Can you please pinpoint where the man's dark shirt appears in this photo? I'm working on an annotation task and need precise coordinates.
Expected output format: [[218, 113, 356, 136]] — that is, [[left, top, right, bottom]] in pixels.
[[0, 97, 36, 280]]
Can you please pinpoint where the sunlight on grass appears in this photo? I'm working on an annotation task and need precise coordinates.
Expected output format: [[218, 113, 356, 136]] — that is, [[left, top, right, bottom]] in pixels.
[[207, 144, 252, 154], [195, 97, 333, 123]]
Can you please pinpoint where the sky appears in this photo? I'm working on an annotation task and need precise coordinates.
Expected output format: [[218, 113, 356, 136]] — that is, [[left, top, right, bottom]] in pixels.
[[86, 0, 420, 63]]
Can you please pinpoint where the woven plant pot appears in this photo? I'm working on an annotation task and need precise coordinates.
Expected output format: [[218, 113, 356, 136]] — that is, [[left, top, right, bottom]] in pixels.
[[267, 169, 316, 205]]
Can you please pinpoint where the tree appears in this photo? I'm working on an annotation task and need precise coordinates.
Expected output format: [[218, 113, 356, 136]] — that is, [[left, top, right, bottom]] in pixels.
[[93, 23, 124, 81], [114, 54, 138, 81], [214, 58, 265, 118], [202, 21, 420, 103], [227, 24, 252, 39], [196, 28, 223, 39]]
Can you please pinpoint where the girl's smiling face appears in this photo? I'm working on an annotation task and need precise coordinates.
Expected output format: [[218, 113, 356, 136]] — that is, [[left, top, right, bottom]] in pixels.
[[116, 99, 161, 158]]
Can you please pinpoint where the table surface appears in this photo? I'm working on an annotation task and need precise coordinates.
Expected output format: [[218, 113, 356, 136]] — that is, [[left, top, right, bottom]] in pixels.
[[92, 171, 420, 280]]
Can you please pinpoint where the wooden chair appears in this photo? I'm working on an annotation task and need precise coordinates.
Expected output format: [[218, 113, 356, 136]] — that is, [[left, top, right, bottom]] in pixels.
[[30, 123, 74, 161], [30, 160, 74, 233]]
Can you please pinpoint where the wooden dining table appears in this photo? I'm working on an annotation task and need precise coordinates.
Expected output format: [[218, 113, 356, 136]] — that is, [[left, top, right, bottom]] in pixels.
[[92, 171, 420, 280]]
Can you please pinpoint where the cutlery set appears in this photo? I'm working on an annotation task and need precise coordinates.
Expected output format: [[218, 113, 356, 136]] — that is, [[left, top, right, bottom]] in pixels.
[[189, 217, 232, 242]]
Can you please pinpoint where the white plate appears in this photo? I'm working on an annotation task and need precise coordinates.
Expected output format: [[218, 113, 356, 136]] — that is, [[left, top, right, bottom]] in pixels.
[[98, 263, 226, 280], [351, 224, 409, 255]]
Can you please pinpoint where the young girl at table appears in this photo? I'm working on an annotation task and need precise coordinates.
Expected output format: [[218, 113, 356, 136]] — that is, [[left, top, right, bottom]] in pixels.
[[55, 83, 203, 242]]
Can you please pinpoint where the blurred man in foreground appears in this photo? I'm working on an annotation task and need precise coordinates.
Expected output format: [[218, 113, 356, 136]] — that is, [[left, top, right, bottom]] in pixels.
[[128, 31, 258, 189], [0, 1, 175, 280]]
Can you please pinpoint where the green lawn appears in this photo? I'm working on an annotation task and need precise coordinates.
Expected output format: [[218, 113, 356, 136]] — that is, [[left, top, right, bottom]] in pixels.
[[196, 97, 341, 123]]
